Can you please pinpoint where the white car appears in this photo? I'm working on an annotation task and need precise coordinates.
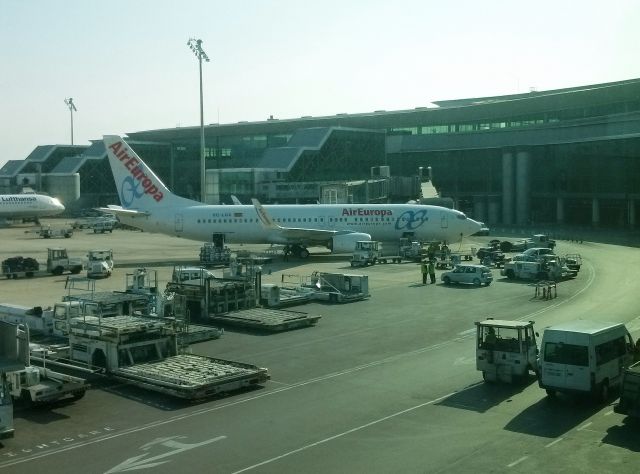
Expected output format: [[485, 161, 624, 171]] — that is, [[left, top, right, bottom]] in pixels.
[[441, 264, 493, 286]]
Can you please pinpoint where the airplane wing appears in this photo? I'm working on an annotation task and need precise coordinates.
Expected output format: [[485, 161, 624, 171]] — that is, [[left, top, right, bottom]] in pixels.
[[96, 205, 150, 218], [251, 198, 338, 243]]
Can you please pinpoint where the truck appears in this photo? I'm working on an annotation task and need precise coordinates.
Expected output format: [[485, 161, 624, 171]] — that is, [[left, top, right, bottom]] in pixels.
[[351, 240, 418, 267], [7, 365, 87, 404], [86, 249, 114, 278], [46, 248, 84, 276], [475, 319, 539, 383], [614, 360, 640, 419], [48, 302, 269, 399], [2, 248, 83, 278], [501, 257, 574, 281], [499, 234, 556, 253]]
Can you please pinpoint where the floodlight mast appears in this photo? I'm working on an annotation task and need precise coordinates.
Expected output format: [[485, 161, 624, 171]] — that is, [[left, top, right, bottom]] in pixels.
[[64, 98, 77, 145], [187, 38, 210, 203]]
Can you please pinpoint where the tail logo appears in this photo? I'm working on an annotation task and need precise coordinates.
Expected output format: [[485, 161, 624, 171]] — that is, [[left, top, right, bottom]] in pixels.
[[108, 141, 164, 204], [121, 176, 145, 207]]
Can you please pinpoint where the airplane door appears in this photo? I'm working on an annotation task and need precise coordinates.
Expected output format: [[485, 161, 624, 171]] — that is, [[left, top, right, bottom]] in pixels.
[[175, 213, 184, 233], [440, 210, 449, 229]]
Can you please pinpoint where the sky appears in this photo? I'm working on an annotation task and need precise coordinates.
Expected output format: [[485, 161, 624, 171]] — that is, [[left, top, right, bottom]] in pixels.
[[1, 0, 639, 168]]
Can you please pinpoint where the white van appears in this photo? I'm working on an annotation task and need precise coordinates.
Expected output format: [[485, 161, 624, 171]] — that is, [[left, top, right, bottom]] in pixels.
[[539, 320, 634, 401]]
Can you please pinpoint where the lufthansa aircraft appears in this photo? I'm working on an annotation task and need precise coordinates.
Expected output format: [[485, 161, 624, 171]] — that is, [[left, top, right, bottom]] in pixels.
[[102, 135, 481, 257], [0, 192, 65, 225]]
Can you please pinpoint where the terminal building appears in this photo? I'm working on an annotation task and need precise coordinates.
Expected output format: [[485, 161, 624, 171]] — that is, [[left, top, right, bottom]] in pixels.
[[2, 77, 639, 229]]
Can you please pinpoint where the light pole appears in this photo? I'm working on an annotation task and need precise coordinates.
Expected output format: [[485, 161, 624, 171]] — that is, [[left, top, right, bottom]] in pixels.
[[64, 98, 77, 145], [187, 38, 210, 203]]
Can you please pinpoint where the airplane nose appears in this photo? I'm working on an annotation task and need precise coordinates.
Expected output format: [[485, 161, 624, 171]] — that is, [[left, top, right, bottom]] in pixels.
[[468, 218, 482, 235]]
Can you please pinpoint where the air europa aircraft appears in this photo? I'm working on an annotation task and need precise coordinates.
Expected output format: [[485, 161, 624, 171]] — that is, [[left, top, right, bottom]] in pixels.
[[0, 192, 65, 225], [101, 135, 482, 257]]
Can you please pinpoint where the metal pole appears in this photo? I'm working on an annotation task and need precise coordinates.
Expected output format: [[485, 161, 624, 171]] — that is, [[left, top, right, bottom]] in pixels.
[[70, 107, 74, 145], [199, 52, 205, 203]]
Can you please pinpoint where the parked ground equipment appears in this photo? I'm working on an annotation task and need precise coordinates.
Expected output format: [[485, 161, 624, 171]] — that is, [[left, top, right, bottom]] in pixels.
[[38, 226, 73, 239], [475, 319, 539, 383], [200, 242, 231, 267], [499, 234, 556, 253], [2, 256, 39, 279], [47, 306, 269, 399], [7, 365, 87, 404]]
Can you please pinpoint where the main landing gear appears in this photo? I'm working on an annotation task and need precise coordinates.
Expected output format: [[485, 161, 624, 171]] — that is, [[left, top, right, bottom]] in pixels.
[[283, 244, 310, 259]]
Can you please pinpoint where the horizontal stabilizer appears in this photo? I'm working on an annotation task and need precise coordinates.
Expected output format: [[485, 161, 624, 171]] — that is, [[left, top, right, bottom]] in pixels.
[[96, 205, 150, 218]]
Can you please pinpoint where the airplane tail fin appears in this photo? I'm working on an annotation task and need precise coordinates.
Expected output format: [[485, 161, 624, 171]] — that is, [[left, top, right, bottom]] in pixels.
[[103, 135, 195, 210]]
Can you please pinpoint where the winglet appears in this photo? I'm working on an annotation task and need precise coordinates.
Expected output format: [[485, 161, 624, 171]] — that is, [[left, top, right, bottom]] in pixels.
[[252, 199, 281, 230]]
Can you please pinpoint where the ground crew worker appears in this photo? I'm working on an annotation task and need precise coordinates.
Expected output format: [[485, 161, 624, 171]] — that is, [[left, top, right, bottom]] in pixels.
[[421, 260, 428, 285], [428, 259, 436, 284]]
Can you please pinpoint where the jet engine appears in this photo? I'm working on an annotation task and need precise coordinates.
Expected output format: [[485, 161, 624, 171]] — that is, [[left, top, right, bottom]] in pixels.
[[329, 232, 372, 253]]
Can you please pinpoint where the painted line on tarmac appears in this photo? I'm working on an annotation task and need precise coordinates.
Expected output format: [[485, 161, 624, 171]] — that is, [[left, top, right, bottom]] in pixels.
[[577, 421, 593, 431], [231, 391, 457, 474], [545, 437, 564, 448], [507, 456, 528, 468]]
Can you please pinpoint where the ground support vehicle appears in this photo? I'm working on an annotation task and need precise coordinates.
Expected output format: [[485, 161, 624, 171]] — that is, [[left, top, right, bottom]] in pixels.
[[91, 219, 116, 233], [208, 307, 320, 332], [397, 238, 428, 262], [538, 320, 634, 401], [476, 248, 506, 268], [46, 248, 83, 276], [2, 248, 83, 278], [53, 312, 269, 399], [441, 264, 493, 286], [475, 319, 539, 383], [564, 254, 582, 274], [0, 304, 54, 335], [501, 258, 573, 281], [304, 272, 369, 303], [351, 241, 383, 267], [0, 321, 29, 439], [38, 226, 73, 239], [199, 242, 231, 267], [614, 361, 640, 419], [499, 234, 556, 253], [86, 249, 114, 278], [2, 256, 39, 279], [7, 365, 87, 404]]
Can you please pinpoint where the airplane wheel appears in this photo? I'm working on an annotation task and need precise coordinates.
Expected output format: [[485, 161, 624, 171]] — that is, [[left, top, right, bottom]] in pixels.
[[299, 248, 310, 259]]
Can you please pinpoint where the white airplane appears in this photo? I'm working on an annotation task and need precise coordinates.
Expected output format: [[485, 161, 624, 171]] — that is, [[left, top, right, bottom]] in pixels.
[[0, 192, 65, 225], [101, 135, 482, 257]]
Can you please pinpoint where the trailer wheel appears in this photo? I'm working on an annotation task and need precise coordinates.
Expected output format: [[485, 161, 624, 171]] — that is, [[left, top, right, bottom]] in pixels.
[[71, 266, 82, 274]]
